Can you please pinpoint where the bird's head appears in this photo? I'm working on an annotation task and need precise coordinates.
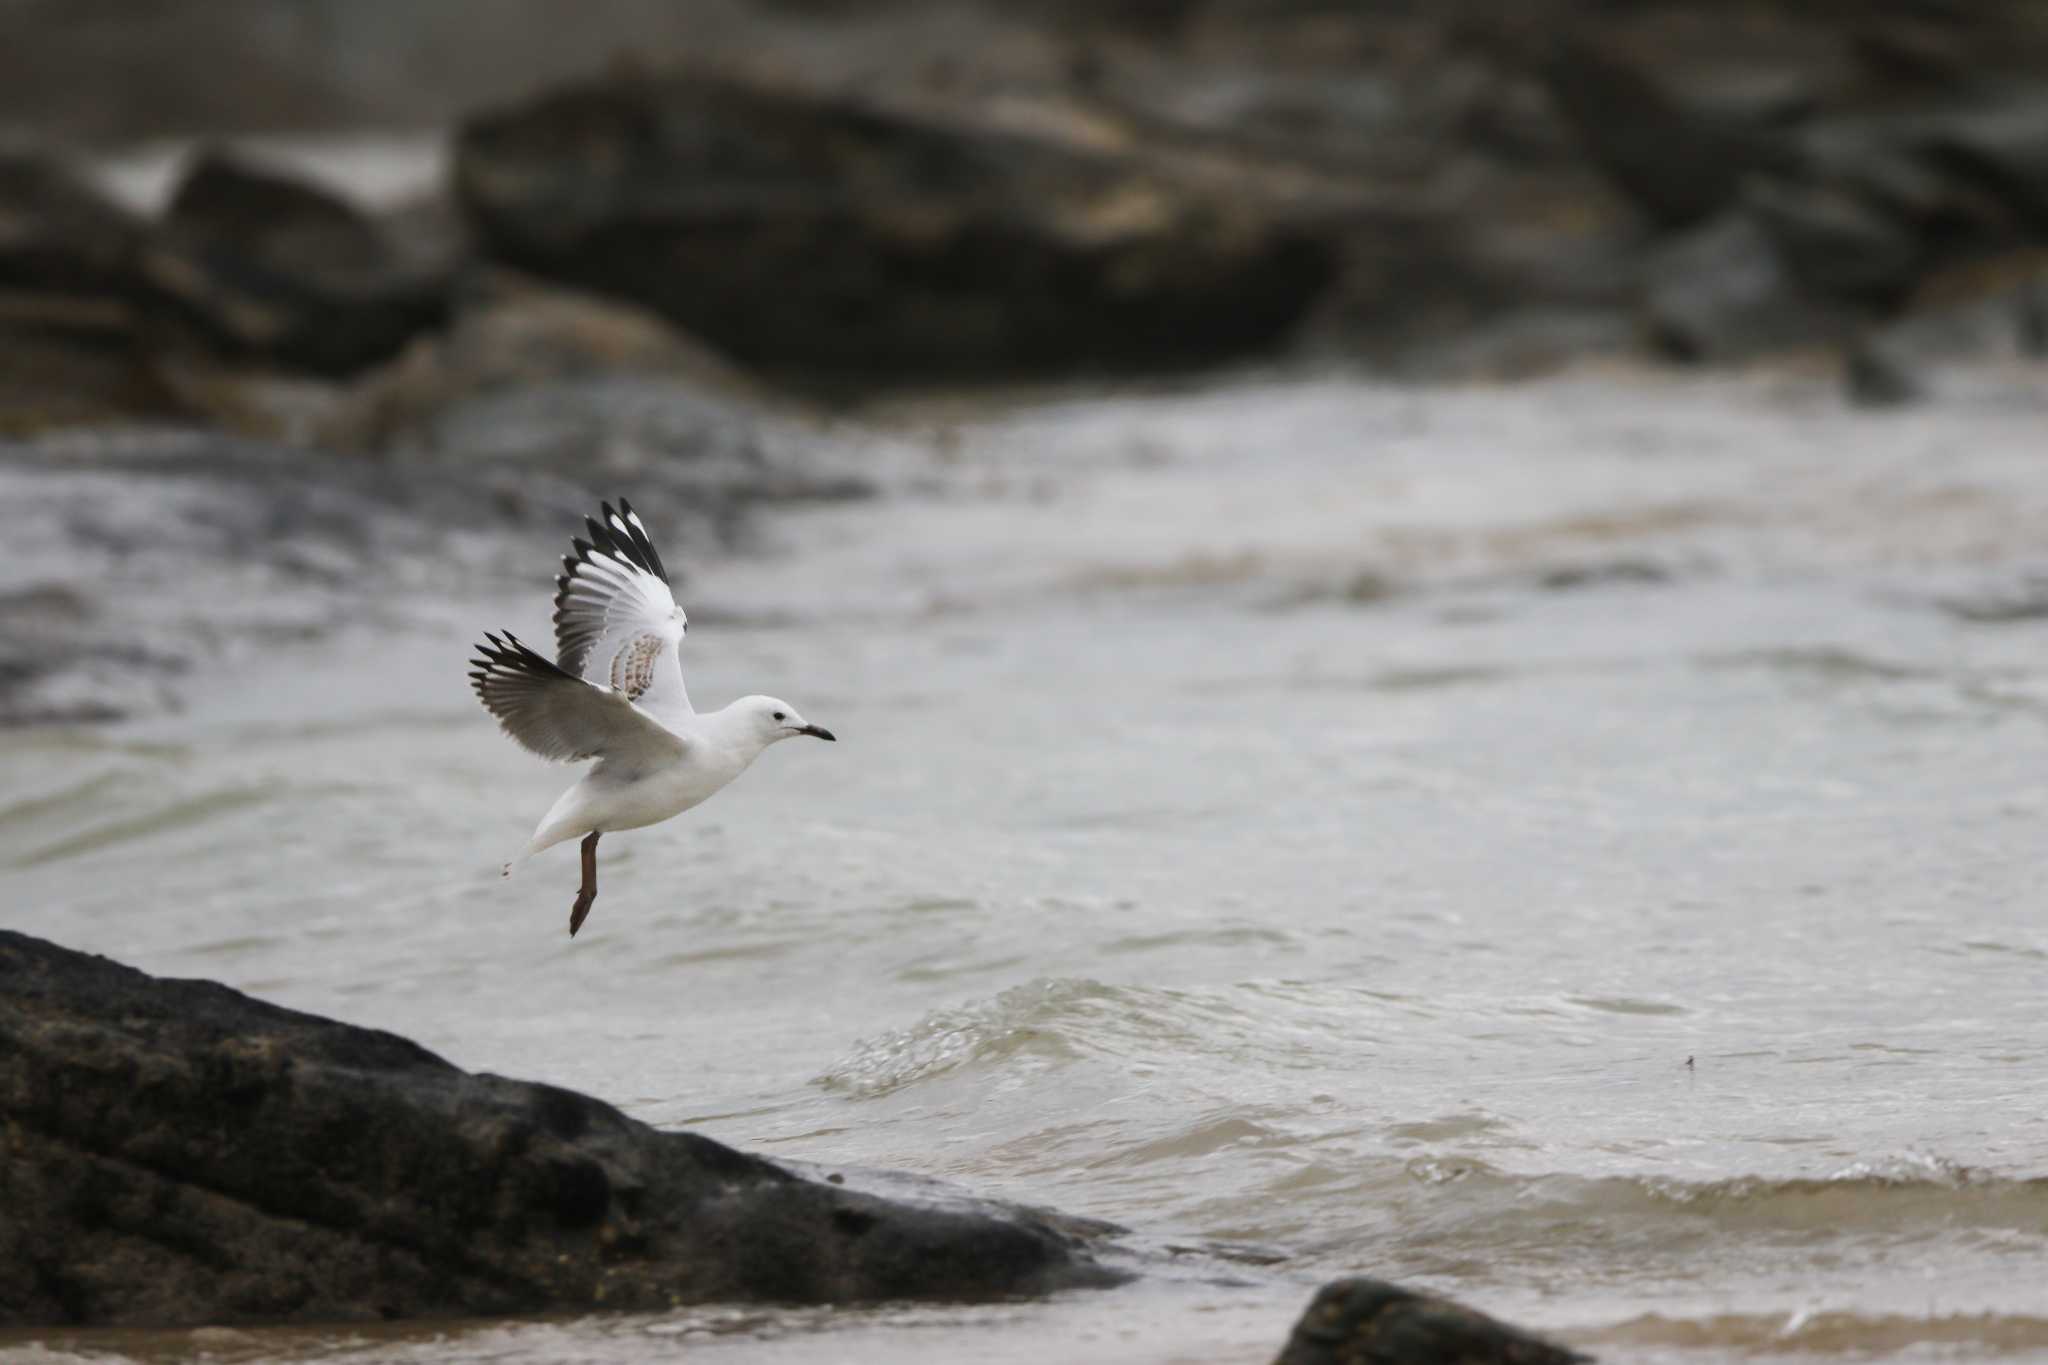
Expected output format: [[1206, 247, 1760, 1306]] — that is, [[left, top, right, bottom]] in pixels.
[[740, 695, 835, 745]]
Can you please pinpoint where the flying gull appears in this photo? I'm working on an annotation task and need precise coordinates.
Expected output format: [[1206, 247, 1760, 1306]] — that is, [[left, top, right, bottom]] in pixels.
[[469, 499, 834, 936]]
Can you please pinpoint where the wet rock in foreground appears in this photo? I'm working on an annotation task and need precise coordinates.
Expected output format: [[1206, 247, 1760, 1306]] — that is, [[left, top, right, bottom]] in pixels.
[[1275, 1278, 1589, 1365], [0, 931, 1117, 1328]]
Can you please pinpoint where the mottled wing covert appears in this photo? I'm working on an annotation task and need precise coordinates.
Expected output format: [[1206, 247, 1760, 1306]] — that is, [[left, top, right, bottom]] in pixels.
[[551, 498, 693, 722]]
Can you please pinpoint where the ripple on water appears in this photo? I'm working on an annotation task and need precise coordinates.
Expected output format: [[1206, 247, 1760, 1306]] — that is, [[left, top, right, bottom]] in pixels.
[[1084, 1113, 1290, 1168], [0, 770, 129, 828], [814, 978, 1102, 1098], [12, 782, 279, 867], [177, 933, 287, 963], [647, 941, 797, 969], [814, 976, 1405, 1100], [893, 953, 1030, 984], [1581, 1310, 2048, 1356], [1225, 1151, 2048, 1305], [1398, 1158, 2048, 1247], [1098, 924, 1296, 955], [1387, 1112, 1514, 1145], [1566, 996, 1690, 1017]]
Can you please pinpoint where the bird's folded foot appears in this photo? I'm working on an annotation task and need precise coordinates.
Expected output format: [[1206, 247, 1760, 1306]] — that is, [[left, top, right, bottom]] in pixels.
[[568, 830, 601, 937]]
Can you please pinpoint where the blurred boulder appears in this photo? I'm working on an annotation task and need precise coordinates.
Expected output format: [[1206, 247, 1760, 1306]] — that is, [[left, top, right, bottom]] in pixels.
[[1745, 175, 1925, 302], [1843, 341, 1924, 407], [1642, 212, 1868, 362], [1273, 1277, 1588, 1365], [0, 151, 182, 431], [318, 271, 837, 478], [1926, 101, 2048, 229], [332, 269, 757, 445], [140, 271, 871, 494], [0, 150, 141, 296], [10, 3, 2048, 412], [453, 67, 1336, 386], [1846, 249, 2048, 404], [1796, 119, 2017, 261], [1543, 37, 1803, 229], [135, 151, 454, 376]]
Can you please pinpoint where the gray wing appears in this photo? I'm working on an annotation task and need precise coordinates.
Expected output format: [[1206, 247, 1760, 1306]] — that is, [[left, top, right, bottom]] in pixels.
[[469, 631, 684, 763], [552, 498, 693, 724]]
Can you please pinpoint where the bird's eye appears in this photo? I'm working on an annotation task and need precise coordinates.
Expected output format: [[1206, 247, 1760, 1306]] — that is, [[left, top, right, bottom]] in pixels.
[[773, 711, 786, 721]]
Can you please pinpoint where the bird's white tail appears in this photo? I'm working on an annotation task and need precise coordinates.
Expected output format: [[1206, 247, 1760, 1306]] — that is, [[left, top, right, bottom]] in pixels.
[[501, 781, 592, 880]]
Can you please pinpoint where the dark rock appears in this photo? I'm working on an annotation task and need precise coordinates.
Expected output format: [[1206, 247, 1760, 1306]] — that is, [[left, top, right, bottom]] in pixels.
[[453, 67, 1335, 386], [0, 151, 143, 298], [1643, 212, 1870, 362], [0, 311, 185, 436], [0, 151, 185, 431], [1274, 1278, 1588, 1365], [12, 8, 2048, 406], [0, 930, 1117, 1327], [1851, 16, 1980, 88], [1377, 307, 1643, 383], [323, 269, 764, 452], [1844, 341, 1924, 407], [1845, 249, 2048, 403], [1543, 37, 1803, 229], [1926, 101, 2048, 230], [1744, 175, 1925, 302], [134, 151, 454, 376]]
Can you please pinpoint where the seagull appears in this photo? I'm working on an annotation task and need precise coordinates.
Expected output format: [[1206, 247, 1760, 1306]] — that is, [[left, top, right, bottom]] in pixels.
[[469, 499, 835, 937]]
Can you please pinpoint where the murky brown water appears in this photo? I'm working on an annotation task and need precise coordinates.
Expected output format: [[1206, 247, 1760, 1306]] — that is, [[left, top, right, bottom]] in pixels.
[[7, 370, 2048, 1362]]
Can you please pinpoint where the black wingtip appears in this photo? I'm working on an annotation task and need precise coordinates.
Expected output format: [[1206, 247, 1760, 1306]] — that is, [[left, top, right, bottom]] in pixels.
[[567, 497, 667, 584], [612, 495, 668, 583]]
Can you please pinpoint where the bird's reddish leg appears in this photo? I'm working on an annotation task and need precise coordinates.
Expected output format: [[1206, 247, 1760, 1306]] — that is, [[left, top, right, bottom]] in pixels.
[[569, 831, 601, 937]]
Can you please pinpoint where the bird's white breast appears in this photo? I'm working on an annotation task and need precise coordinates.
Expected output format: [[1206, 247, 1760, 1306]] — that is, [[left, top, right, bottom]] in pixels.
[[589, 734, 756, 833]]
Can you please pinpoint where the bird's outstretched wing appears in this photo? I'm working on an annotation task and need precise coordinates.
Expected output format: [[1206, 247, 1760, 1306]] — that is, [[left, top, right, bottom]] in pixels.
[[552, 498, 692, 725], [469, 631, 685, 763]]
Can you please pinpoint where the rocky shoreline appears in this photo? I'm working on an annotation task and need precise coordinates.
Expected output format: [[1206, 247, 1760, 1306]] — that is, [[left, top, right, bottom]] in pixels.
[[0, 930, 1584, 1363], [5, 2, 2046, 730], [5, 2, 2048, 441]]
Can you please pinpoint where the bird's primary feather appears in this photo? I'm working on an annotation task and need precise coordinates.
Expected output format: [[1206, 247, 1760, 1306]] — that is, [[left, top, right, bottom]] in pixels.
[[468, 630, 684, 763], [551, 498, 693, 721]]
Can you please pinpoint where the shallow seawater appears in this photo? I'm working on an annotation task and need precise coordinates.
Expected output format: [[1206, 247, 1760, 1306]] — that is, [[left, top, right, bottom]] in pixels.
[[7, 370, 2048, 1362]]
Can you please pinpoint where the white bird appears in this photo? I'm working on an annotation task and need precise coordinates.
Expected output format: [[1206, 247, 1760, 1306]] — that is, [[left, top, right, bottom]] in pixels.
[[469, 499, 834, 937]]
